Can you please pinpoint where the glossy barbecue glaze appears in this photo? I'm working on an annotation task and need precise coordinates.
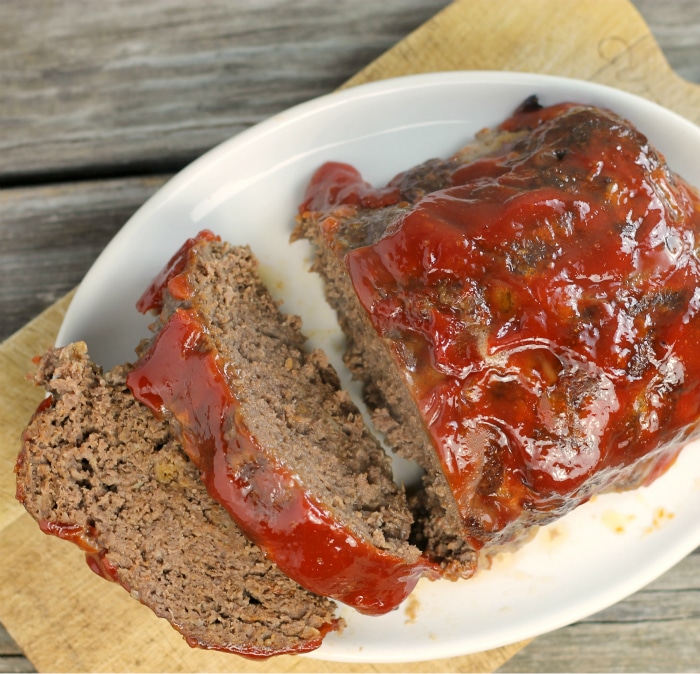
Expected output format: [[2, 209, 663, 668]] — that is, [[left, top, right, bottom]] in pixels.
[[129, 236, 436, 615], [302, 100, 700, 549]]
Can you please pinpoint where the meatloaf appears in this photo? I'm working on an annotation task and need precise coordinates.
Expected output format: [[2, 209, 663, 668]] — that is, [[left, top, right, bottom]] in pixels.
[[16, 342, 340, 658], [127, 235, 437, 615], [294, 97, 700, 557]]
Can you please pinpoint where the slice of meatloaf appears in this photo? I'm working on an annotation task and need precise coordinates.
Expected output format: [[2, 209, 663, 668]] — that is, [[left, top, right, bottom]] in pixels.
[[16, 342, 340, 658], [127, 236, 437, 615], [294, 97, 700, 558]]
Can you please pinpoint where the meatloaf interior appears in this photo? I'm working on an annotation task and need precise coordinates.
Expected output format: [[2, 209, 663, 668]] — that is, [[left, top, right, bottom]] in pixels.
[[16, 342, 340, 658], [129, 239, 431, 614]]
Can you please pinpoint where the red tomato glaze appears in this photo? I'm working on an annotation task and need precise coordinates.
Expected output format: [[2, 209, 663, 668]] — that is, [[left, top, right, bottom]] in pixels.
[[35, 520, 122, 586], [128, 301, 436, 616], [306, 101, 700, 548], [136, 229, 219, 313], [300, 161, 402, 213]]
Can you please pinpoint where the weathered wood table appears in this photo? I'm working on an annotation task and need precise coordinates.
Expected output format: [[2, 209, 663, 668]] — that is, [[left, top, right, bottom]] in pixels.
[[1, 1, 699, 672]]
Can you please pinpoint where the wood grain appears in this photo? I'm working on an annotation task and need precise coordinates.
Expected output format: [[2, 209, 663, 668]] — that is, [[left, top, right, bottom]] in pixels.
[[636, 0, 700, 84], [0, 177, 168, 341], [0, 627, 29, 674], [0, 0, 449, 184], [2, 0, 700, 672]]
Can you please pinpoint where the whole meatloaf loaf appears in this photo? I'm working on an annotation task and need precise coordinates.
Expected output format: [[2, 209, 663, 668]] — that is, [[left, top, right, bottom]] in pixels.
[[127, 234, 436, 616], [16, 342, 340, 659], [294, 96, 700, 559]]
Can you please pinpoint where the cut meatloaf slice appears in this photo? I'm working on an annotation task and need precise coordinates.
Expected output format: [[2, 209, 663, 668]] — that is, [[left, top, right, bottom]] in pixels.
[[294, 97, 700, 558], [16, 342, 340, 658], [127, 234, 436, 616]]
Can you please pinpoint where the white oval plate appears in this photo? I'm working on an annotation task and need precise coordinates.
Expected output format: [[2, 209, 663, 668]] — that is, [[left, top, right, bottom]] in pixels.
[[57, 72, 700, 663]]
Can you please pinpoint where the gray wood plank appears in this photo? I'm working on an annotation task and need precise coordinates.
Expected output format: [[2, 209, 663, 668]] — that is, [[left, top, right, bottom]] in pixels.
[[0, 625, 34, 674], [0, 0, 450, 182], [0, 628, 22, 657], [0, 176, 169, 341], [2, 0, 696, 184], [635, 0, 700, 84], [0, 658, 35, 674]]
